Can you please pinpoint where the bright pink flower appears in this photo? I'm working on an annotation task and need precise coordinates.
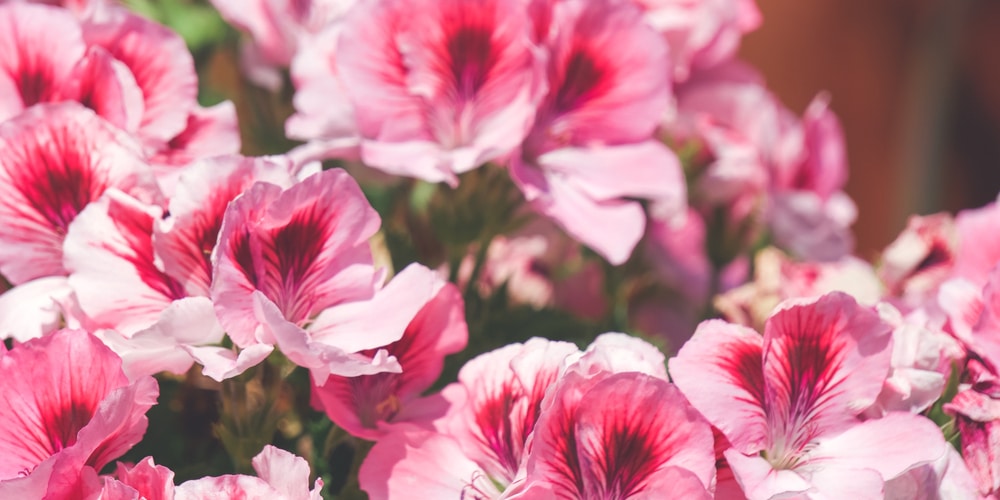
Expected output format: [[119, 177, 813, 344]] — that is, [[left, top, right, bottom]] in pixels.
[[945, 360, 1000, 498], [0, 102, 161, 285], [879, 213, 957, 306], [313, 280, 468, 440], [512, 0, 683, 264], [633, 0, 761, 82], [670, 293, 948, 499], [211, 168, 439, 380], [938, 266, 1000, 367], [175, 445, 323, 500], [331, 0, 544, 184], [0, 329, 158, 498], [517, 372, 715, 499], [360, 338, 580, 498], [210, 0, 355, 89]]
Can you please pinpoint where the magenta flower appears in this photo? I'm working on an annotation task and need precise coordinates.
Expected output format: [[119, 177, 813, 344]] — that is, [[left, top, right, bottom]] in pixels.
[[671, 292, 948, 499], [0, 329, 158, 498]]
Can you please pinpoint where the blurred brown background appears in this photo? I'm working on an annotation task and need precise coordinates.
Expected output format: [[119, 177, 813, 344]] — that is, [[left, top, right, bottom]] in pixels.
[[740, 0, 1000, 259]]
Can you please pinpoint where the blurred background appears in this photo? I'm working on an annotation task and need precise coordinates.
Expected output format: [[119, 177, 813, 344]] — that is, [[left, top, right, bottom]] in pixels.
[[740, 0, 1000, 258]]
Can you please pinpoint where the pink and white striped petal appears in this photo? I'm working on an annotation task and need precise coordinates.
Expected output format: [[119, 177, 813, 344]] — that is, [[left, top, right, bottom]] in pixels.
[[0, 103, 161, 284]]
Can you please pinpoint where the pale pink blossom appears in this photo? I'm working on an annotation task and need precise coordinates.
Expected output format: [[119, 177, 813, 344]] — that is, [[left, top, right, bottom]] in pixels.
[[312, 280, 468, 440], [148, 102, 244, 188], [633, 0, 762, 82], [953, 197, 1000, 288], [331, 0, 545, 184], [0, 102, 161, 285], [671, 293, 948, 499], [175, 445, 323, 500], [210, 0, 355, 90], [511, 0, 684, 264], [0, 329, 158, 498]]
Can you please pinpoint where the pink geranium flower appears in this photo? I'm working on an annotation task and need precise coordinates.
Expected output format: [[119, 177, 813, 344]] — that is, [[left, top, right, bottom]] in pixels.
[[359, 338, 580, 498], [0, 102, 161, 285], [0, 329, 158, 498], [671, 292, 948, 499], [210, 168, 439, 381], [312, 280, 468, 440], [325, 0, 544, 184], [511, 0, 684, 264]]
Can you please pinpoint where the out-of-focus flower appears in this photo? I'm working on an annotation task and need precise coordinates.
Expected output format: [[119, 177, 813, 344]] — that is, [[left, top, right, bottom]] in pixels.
[[671, 293, 948, 499], [714, 247, 881, 331], [632, 0, 762, 82], [511, 0, 684, 264], [879, 213, 957, 307], [953, 198, 1000, 288], [0, 329, 158, 498], [210, 0, 355, 90], [945, 359, 1000, 499], [313, 280, 468, 440]]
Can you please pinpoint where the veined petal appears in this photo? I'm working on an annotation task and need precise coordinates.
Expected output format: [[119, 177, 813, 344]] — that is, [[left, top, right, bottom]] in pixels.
[[154, 155, 296, 298], [211, 168, 380, 347], [531, 0, 670, 148], [0, 2, 84, 121], [522, 372, 715, 498], [150, 101, 243, 172], [447, 338, 580, 486], [56, 45, 145, 133], [761, 293, 892, 452], [0, 329, 157, 481], [64, 190, 186, 336], [0, 103, 161, 284], [669, 319, 768, 454]]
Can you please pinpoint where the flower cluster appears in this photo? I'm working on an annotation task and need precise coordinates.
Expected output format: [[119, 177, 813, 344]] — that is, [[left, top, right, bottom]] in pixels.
[[0, 0, 995, 499]]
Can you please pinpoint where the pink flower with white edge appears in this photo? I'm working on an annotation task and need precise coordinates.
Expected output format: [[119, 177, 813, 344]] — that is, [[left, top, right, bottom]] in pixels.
[[359, 338, 581, 499], [670, 292, 948, 499], [313, 280, 468, 440], [0, 329, 158, 498], [0, 102, 162, 285], [511, 0, 684, 265], [330, 0, 545, 184], [63, 189, 225, 379], [210, 168, 439, 381], [175, 445, 323, 500]]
